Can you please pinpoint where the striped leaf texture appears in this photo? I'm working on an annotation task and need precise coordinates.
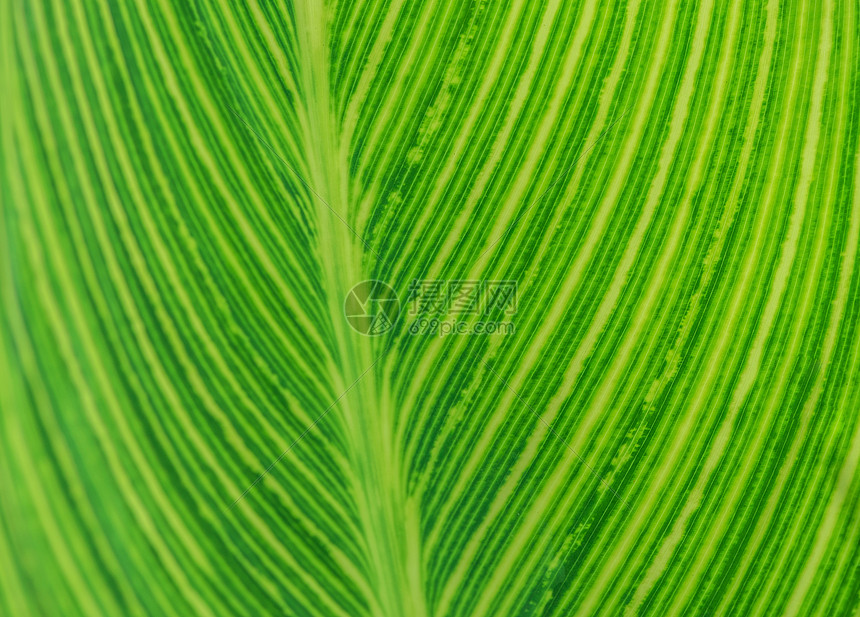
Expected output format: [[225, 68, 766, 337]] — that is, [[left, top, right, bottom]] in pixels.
[[2, 0, 859, 615]]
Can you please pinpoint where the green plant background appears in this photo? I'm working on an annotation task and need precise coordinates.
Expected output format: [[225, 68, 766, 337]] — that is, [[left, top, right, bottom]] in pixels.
[[2, 0, 859, 615]]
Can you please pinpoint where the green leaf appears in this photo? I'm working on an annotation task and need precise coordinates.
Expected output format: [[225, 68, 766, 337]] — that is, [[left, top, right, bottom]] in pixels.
[[2, 0, 859, 615]]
